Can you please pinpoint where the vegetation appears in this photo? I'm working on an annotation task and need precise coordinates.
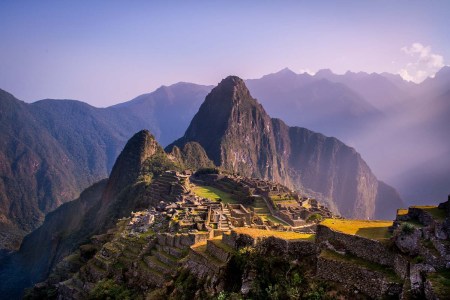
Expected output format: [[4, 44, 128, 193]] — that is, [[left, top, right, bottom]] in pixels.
[[427, 269, 450, 298], [260, 214, 290, 226], [306, 213, 323, 223], [320, 250, 401, 283], [171, 269, 209, 300], [320, 219, 393, 240], [220, 246, 335, 299], [191, 184, 237, 204], [400, 223, 415, 235], [412, 206, 447, 221], [233, 228, 315, 241], [88, 279, 138, 300], [194, 167, 220, 176], [141, 151, 180, 181]]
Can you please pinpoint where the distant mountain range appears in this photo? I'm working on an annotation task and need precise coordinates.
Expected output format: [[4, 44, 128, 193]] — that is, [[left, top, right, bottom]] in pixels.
[[246, 67, 450, 206], [1, 66, 449, 252]]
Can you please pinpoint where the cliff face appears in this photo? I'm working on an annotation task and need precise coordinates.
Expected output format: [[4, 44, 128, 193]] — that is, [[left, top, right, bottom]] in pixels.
[[168, 76, 403, 219]]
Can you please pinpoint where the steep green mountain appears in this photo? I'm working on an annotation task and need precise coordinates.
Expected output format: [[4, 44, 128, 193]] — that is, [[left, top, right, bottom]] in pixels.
[[0, 130, 182, 299], [168, 76, 403, 219], [0, 83, 211, 251]]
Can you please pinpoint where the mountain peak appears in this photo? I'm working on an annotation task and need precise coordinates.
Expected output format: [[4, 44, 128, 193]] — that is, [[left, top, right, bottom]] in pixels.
[[216, 76, 247, 93], [315, 68, 335, 77], [106, 130, 162, 196], [208, 75, 254, 107]]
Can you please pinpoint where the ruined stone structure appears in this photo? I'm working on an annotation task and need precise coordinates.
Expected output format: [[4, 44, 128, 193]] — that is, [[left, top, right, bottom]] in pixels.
[[193, 173, 334, 227]]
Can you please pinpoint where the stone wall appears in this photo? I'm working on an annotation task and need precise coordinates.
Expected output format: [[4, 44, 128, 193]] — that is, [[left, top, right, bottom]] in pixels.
[[317, 254, 402, 299], [316, 224, 408, 279], [156, 232, 209, 249], [222, 230, 316, 258]]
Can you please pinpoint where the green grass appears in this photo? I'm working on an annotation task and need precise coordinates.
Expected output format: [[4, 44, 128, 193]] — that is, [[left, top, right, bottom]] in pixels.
[[427, 269, 450, 298], [320, 219, 393, 240], [260, 214, 290, 226], [191, 184, 238, 204], [420, 207, 446, 222], [270, 194, 296, 202], [402, 220, 425, 228], [320, 249, 401, 283]]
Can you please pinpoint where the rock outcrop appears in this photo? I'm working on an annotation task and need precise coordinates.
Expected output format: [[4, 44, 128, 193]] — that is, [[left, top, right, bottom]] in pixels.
[[168, 76, 403, 219]]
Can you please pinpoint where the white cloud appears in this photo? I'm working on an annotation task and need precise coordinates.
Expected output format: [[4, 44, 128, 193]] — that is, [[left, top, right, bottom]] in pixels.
[[398, 43, 445, 83], [298, 68, 315, 75]]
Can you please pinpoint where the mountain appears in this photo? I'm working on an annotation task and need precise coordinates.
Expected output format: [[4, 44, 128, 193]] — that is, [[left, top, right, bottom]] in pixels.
[[0, 83, 210, 251], [245, 69, 389, 152], [0, 130, 181, 299], [246, 67, 450, 205], [111, 82, 212, 146], [168, 76, 403, 219]]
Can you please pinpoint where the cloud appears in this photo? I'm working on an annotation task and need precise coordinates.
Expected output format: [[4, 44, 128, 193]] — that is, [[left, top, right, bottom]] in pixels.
[[398, 43, 445, 83], [298, 68, 315, 75]]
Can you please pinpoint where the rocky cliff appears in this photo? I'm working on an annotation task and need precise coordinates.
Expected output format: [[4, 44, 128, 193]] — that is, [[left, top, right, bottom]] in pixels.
[[168, 76, 403, 219]]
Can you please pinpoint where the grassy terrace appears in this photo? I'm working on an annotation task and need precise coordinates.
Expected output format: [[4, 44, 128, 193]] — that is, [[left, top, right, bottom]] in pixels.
[[191, 184, 238, 204], [427, 269, 450, 298], [411, 205, 447, 221], [320, 249, 401, 283], [260, 214, 290, 226], [320, 219, 393, 240], [233, 227, 315, 242], [396, 208, 408, 216]]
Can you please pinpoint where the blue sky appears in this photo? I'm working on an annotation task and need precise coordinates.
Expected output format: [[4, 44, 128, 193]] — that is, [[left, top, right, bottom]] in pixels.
[[1, 1, 449, 106]]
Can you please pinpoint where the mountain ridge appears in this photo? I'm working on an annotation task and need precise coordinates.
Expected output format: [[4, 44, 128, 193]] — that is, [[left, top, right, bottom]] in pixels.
[[168, 76, 403, 219]]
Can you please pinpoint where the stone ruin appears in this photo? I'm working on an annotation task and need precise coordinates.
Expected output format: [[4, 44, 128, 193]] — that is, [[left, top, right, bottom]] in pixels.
[[192, 172, 335, 227]]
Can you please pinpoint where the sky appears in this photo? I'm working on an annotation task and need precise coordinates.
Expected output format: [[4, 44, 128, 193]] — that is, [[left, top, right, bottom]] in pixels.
[[1, 1, 449, 107]]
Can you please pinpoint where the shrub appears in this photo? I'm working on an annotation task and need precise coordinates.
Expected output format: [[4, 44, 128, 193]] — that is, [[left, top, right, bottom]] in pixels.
[[194, 167, 220, 176], [306, 213, 323, 223], [400, 223, 415, 235], [88, 279, 134, 300]]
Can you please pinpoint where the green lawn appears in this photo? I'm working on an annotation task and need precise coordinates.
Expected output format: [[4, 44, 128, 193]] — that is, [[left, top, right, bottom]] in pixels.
[[191, 184, 237, 204]]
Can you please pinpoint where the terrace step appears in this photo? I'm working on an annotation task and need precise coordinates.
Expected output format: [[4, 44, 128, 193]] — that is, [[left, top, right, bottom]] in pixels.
[[153, 249, 178, 267], [144, 255, 174, 274], [156, 244, 187, 259]]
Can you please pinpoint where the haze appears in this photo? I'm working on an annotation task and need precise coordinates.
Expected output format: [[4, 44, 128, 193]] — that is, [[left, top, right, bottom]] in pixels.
[[1, 0, 449, 107]]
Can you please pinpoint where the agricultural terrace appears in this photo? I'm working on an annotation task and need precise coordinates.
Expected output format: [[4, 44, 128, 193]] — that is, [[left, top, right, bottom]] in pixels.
[[191, 184, 238, 204], [320, 219, 393, 240], [396, 209, 408, 216], [411, 205, 447, 221], [233, 227, 315, 242]]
